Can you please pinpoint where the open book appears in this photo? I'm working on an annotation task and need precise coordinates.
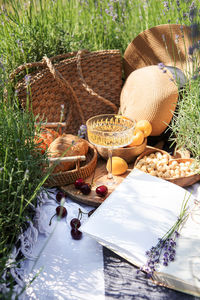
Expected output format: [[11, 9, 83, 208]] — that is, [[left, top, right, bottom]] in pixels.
[[80, 169, 200, 297]]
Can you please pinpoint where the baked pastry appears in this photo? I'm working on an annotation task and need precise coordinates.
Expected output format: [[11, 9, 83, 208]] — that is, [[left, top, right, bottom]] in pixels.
[[48, 134, 89, 173]]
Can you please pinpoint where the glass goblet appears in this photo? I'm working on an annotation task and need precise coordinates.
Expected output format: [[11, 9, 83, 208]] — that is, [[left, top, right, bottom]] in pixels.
[[86, 114, 135, 186]]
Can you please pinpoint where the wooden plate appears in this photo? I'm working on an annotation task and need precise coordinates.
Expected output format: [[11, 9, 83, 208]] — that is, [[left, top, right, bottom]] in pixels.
[[61, 158, 133, 207]]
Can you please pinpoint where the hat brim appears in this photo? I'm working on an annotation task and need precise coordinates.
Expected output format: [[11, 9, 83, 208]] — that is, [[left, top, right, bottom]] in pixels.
[[123, 24, 198, 79]]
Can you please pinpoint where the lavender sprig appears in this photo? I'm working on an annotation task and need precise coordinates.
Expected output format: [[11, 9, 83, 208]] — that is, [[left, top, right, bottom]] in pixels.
[[78, 124, 87, 139], [138, 192, 191, 279]]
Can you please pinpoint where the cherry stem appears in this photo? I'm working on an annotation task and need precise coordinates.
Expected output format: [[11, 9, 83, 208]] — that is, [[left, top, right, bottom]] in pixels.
[[49, 213, 56, 226], [78, 208, 88, 220]]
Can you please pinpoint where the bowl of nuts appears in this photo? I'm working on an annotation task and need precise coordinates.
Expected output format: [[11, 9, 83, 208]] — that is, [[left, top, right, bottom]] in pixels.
[[134, 146, 200, 187]]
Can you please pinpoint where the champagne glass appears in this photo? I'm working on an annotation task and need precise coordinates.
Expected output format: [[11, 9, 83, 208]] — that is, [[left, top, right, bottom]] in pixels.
[[86, 114, 135, 186]]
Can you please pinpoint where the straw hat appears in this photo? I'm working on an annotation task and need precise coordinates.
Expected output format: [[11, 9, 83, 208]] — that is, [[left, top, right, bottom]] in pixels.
[[123, 24, 194, 79], [120, 65, 180, 136]]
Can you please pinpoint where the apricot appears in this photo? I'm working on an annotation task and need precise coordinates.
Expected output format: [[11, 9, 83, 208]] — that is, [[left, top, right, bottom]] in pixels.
[[135, 120, 152, 137], [106, 156, 128, 175], [127, 128, 144, 147]]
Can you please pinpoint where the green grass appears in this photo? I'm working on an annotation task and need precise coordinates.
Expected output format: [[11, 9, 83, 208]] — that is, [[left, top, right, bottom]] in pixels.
[[0, 0, 198, 72], [0, 0, 199, 298]]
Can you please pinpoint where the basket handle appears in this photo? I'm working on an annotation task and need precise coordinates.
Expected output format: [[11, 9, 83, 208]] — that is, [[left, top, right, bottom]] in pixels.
[[43, 55, 86, 127], [9, 52, 86, 131], [9, 51, 79, 79], [76, 50, 118, 113], [45, 50, 118, 113], [10, 50, 118, 121]]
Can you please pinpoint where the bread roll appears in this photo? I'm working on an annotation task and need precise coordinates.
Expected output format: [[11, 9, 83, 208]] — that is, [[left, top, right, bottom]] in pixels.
[[48, 134, 89, 173]]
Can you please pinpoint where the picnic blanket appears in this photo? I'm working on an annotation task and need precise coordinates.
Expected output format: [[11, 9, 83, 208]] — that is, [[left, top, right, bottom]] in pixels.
[[8, 182, 200, 300]]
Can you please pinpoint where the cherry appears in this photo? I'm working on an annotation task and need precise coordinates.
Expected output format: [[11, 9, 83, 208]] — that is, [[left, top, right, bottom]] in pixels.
[[88, 208, 96, 217], [56, 206, 67, 218], [70, 218, 81, 229], [56, 191, 65, 203], [74, 178, 85, 189], [80, 183, 91, 195], [49, 206, 67, 226], [96, 185, 108, 197], [71, 228, 82, 240]]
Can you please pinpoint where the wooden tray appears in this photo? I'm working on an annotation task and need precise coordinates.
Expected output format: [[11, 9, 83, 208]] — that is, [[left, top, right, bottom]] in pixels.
[[61, 159, 133, 207], [61, 146, 200, 207]]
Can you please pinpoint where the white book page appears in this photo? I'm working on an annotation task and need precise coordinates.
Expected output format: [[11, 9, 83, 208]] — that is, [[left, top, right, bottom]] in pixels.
[[80, 169, 199, 294]]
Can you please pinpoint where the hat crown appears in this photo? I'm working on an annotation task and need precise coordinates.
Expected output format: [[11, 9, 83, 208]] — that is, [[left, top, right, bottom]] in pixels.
[[120, 65, 179, 136]]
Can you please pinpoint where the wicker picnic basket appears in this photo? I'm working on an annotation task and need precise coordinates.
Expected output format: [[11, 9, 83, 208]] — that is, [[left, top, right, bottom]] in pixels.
[[11, 49, 123, 135], [11, 49, 123, 187]]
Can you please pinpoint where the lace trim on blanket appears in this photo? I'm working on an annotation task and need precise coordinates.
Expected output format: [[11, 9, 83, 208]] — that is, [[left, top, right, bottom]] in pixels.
[[0, 188, 55, 299]]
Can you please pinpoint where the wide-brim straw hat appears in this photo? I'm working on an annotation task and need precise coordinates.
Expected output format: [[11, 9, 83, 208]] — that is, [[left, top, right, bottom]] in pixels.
[[120, 23, 200, 136], [123, 24, 196, 79], [120, 65, 179, 136]]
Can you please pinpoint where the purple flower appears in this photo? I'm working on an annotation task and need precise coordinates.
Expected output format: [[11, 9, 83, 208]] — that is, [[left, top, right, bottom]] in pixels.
[[189, 2, 197, 21], [158, 62, 165, 70], [163, 1, 169, 10], [190, 23, 200, 38], [163, 252, 169, 258], [169, 254, 175, 261], [175, 34, 179, 44], [182, 12, 188, 20], [78, 124, 87, 139], [25, 74, 31, 85]]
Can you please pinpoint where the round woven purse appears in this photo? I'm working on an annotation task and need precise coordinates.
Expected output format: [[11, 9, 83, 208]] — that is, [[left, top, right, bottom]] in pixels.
[[11, 49, 123, 135]]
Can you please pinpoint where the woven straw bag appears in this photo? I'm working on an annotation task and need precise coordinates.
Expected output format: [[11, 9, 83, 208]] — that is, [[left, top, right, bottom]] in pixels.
[[11, 49, 123, 134]]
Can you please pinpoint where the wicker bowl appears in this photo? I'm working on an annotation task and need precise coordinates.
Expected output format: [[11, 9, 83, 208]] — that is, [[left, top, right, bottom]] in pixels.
[[44, 143, 98, 187], [97, 138, 147, 164], [134, 147, 200, 187]]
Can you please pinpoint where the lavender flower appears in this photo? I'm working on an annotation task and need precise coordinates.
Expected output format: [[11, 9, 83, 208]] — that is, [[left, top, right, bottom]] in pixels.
[[158, 62, 167, 73], [139, 230, 180, 278], [138, 193, 190, 279], [189, 1, 197, 22], [163, 1, 169, 11], [105, 2, 118, 21], [175, 34, 179, 44], [158, 62, 165, 69], [188, 41, 200, 56], [25, 74, 31, 85], [78, 124, 87, 139], [190, 23, 200, 38]]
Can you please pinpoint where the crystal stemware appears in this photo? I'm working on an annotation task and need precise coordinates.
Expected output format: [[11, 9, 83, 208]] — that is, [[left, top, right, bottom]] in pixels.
[[86, 114, 135, 186]]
